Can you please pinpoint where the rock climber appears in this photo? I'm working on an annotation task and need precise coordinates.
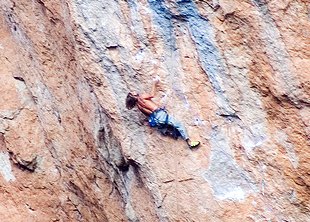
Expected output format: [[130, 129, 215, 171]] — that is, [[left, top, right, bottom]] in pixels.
[[125, 78, 200, 149]]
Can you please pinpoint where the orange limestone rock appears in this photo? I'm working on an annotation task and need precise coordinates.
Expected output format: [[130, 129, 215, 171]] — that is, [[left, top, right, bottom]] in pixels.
[[0, 0, 309, 221]]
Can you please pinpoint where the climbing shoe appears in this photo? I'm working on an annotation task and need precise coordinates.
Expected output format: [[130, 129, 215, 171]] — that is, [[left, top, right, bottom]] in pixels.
[[188, 140, 200, 149]]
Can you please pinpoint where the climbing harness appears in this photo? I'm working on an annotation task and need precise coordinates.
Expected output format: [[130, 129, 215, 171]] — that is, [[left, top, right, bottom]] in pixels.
[[148, 108, 168, 127]]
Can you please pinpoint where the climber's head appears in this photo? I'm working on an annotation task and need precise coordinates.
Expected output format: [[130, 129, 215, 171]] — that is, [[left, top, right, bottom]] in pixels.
[[126, 92, 138, 109]]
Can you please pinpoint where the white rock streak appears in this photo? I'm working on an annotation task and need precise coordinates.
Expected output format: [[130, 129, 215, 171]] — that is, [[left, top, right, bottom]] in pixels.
[[0, 152, 15, 182]]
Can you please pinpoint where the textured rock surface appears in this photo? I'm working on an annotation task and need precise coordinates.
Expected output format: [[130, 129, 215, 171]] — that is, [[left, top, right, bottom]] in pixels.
[[0, 0, 309, 221]]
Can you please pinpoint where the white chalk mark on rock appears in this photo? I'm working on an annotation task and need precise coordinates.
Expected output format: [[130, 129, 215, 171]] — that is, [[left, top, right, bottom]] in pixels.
[[242, 122, 267, 154]]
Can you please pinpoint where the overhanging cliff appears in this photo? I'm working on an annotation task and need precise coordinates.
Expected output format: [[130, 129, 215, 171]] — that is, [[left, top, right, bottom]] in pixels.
[[0, 0, 309, 221]]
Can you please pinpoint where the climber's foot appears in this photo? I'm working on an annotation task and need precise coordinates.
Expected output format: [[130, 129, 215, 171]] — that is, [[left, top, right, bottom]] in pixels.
[[186, 139, 200, 149]]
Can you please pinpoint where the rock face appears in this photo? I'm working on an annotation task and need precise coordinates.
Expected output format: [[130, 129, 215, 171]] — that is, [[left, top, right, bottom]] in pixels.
[[0, 0, 309, 221]]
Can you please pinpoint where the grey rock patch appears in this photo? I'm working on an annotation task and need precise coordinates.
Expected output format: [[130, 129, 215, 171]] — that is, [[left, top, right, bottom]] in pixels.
[[0, 152, 15, 182], [204, 126, 257, 201]]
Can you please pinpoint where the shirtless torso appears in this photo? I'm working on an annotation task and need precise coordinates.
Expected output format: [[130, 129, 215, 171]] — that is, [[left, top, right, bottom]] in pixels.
[[136, 94, 159, 116]]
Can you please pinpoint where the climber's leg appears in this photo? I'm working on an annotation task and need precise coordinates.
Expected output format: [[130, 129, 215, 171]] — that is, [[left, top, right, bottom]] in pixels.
[[166, 115, 189, 140], [152, 110, 200, 148], [167, 115, 200, 148]]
